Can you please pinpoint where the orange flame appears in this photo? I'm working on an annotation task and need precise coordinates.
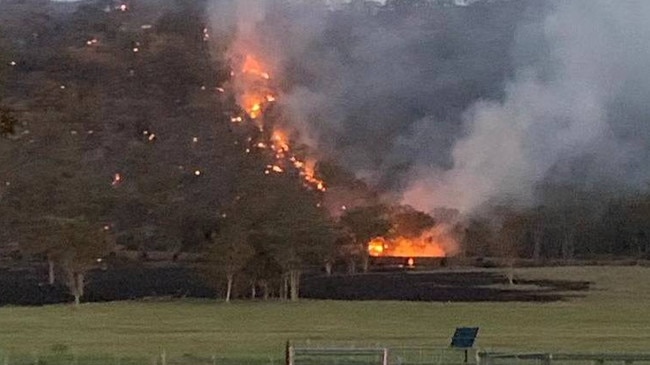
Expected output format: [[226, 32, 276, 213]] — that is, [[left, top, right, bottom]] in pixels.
[[271, 130, 290, 152], [301, 159, 326, 192], [236, 54, 276, 119], [241, 55, 270, 80], [230, 52, 326, 192], [368, 234, 446, 258]]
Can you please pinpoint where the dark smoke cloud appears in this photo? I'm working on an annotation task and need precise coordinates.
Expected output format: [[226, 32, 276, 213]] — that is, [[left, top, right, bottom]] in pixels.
[[209, 0, 650, 214]]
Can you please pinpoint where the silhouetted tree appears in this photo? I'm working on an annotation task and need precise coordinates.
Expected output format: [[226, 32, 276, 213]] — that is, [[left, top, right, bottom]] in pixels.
[[339, 205, 391, 272], [389, 205, 436, 238], [56, 218, 114, 306], [203, 221, 254, 302]]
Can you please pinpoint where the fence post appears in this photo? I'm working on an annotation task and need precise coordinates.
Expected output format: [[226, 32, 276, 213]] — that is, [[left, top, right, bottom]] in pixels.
[[160, 350, 166, 365], [285, 341, 293, 365], [477, 352, 489, 365], [542, 353, 553, 365], [382, 348, 389, 365]]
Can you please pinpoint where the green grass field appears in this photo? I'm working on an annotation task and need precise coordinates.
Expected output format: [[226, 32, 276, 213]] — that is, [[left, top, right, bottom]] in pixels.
[[0, 266, 649, 364]]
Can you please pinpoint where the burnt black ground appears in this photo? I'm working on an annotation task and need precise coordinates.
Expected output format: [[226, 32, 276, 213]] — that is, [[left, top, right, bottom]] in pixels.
[[301, 270, 590, 302], [0, 265, 215, 306], [0, 265, 589, 306]]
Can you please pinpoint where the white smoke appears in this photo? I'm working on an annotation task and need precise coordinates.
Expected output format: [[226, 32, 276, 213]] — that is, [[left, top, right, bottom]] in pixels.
[[402, 0, 650, 214]]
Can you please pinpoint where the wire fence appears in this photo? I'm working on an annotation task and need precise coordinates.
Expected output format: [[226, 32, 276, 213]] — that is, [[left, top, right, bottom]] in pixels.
[[288, 343, 476, 365], [0, 351, 281, 365], [389, 347, 476, 365], [287, 344, 650, 365], [476, 352, 650, 365], [4, 348, 650, 365]]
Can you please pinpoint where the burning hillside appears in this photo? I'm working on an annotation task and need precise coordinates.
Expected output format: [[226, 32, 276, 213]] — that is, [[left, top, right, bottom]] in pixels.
[[216, 4, 465, 262], [227, 52, 326, 192]]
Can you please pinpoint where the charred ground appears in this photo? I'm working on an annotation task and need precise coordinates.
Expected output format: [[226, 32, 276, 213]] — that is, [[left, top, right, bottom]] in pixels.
[[0, 263, 590, 306]]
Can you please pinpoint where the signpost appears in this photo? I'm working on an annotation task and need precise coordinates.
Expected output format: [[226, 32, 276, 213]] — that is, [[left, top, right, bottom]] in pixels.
[[450, 327, 480, 364]]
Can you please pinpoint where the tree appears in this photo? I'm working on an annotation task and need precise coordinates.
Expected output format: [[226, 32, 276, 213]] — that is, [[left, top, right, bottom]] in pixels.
[[0, 108, 18, 137], [339, 205, 391, 272], [461, 217, 495, 259], [203, 221, 254, 302], [251, 173, 336, 301], [529, 207, 546, 262], [627, 193, 650, 258], [242, 245, 282, 299], [0, 29, 17, 138], [1, 114, 116, 286], [495, 209, 528, 285], [55, 218, 114, 306], [389, 205, 436, 238], [0, 27, 9, 98], [216, 144, 337, 301]]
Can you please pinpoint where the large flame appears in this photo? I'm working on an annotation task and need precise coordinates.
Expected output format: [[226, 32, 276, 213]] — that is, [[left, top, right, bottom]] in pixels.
[[229, 53, 326, 192], [237, 55, 275, 120], [241, 55, 270, 80], [368, 232, 447, 258]]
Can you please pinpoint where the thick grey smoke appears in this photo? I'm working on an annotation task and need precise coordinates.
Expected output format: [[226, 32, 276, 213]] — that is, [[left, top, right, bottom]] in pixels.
[[399, 1, 650, 212], [403, 0, 650, 213], [209, 0, 650, 215]]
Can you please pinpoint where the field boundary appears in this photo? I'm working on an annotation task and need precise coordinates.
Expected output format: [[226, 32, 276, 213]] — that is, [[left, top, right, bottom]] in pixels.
[[478, 352, 650, 365]]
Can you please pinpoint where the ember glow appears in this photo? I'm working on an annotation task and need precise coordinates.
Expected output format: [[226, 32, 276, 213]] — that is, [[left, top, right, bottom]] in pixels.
[[368, 233, 447, 258], [111, 173, 122, 186]]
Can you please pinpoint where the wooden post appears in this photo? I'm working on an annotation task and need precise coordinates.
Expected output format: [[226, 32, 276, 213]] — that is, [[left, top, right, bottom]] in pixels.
[[542, 353, 553, 365], [476, 351, 488, 365], [382, 348, 389, 365], [285, 341, 293, 365]]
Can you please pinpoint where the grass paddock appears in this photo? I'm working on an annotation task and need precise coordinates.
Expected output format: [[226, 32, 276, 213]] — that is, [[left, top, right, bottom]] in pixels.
[[0, 266, 649, 362]]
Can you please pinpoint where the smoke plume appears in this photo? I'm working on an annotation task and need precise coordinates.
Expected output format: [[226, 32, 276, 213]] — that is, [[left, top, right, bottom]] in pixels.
[[208, 0, 650, 216]]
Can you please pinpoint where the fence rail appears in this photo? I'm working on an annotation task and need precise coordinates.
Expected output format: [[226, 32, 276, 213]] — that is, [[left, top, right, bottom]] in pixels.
[[478, 352, 650, 365], [288, 344, 389, 365], [3, 347, 650, 365], [0, 351, 279, 365], [287, 344, 476, 365]]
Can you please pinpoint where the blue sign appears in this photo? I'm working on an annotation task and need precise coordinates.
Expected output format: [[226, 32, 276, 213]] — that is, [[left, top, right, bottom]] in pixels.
[[450, 327, 479, 348]]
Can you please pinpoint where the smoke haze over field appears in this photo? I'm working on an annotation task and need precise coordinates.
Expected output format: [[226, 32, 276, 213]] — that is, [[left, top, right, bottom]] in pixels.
[[209, 0, 650, 215]]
